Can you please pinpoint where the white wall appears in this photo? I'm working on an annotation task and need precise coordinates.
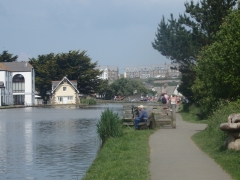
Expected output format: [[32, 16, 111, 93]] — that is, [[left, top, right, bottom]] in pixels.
[[12, 70, 35, 106]]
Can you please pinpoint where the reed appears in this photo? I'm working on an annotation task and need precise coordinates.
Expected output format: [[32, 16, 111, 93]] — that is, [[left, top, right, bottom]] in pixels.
[[97, 108, 123, 144]]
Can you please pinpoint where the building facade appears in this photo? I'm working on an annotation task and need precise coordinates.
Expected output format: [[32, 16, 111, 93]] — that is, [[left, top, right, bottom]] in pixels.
[[0, 62, 35, 106], [96, 66, 119, 81], [51, 76, 80, 105], [124, 64, 180, 79]]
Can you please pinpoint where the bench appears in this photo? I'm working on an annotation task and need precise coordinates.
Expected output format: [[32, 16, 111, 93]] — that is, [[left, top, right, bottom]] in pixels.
[[137, 113, 156, 130]]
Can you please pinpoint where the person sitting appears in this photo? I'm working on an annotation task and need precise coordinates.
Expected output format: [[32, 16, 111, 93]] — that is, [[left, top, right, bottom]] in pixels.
[[133, 105, 149, 129]]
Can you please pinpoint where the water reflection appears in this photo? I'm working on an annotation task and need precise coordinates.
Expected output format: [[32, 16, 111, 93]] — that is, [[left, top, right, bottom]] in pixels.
[[0, 104, 122, 180]]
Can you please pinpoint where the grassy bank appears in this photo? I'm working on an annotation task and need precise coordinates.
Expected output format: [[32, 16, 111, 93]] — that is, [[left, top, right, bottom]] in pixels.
[[180, 102, 240, 180], [83, 127, 154, 180]]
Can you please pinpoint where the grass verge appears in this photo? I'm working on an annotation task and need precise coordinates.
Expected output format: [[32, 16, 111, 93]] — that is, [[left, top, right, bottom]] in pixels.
[[180, 102, 240, 180], [83, 127, 155, 180]]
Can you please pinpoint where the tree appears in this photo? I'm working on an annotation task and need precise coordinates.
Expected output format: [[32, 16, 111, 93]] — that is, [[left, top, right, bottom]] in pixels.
[[29, 50, 102, 97], [152, 0, 237, 97], [109, 78, 151, 98], [193, 9, 240, 113], [0, 50, 18, 62], [95, 79, 112, 99]]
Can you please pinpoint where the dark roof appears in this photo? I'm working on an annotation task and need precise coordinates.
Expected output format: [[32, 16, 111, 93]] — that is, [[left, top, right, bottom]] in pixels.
[[0, 62, 33, 72], [52, 77, 79, 93], [52, 80, 77, 87]]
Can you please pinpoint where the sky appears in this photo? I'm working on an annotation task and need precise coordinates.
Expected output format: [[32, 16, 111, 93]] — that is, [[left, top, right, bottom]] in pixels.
[[0, 0, 190, 73]]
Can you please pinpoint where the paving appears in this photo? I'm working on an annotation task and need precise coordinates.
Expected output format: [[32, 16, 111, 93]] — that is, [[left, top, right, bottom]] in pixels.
[[149, 113, 233, 180]]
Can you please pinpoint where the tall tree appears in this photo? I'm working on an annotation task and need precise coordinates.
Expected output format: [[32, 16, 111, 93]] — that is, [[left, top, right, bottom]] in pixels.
[[95, 79, 112, 99], [0, 50, 18, 62], [152, 0, 237, 97], [29, 50, 102, 97], [193, 9, 240, 113]]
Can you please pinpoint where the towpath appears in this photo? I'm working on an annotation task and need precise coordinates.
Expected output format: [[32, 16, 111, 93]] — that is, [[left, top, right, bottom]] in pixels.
[[149, 113, 232, 180]]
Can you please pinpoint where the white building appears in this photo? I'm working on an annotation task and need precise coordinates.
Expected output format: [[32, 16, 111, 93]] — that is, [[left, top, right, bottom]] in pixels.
[[0, 62, 35, 106], [95, 66, 119, 81]]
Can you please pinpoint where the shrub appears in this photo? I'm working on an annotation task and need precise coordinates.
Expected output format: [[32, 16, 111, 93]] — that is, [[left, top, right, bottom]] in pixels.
[[88, 98, 96, 105], [206, 99, 240, 148], [97, 108, 123, 144], [80, 98, 96, 105]]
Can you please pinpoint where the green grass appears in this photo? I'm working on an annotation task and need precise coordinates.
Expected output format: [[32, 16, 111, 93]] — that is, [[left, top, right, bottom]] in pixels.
[[179, 103, 208, 124], [180, 102, 240, 180], [83, 127, 155, 180]]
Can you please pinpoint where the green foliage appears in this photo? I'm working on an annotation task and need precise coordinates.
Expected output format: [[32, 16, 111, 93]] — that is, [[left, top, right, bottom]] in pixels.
[[0, 50, 18, 62], [193, 9, 240, 114], [204, 100, 240, 148], [152, 0, 237, 97], [80, 98, 96, 105], [95, 79, 113, 99], [29, 50, 102, 97], [107, 78, 150, 98], [96, 108, 123, 144]]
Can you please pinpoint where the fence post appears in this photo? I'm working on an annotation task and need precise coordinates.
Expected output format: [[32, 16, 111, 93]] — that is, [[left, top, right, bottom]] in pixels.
[[171, 104, 176, 128]]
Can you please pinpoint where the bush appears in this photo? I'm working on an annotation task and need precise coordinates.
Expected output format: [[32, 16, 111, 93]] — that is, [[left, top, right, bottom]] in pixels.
[[80, 98, 96, 105], [205, 100, 240, 148], [88, 98, 96, 105], [97, 108, 123, 144]]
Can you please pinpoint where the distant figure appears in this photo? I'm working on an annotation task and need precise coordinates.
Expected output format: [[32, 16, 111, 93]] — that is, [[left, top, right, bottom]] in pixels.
[[176, 95, 180, 105], [133, 105, 148, 129], [164, 92, 169, 104], [170, 94, 177, 107]]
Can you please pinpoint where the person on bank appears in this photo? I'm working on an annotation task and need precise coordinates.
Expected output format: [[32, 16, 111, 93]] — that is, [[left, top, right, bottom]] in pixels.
[[133, 105, 149, 129]]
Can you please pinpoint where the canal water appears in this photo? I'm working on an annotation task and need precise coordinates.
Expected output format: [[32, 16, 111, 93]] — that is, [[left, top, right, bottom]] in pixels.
[[0, 104, 123, 180]]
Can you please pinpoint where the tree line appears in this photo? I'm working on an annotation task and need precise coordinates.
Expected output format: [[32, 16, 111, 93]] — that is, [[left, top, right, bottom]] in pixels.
[[0, 50, 151, 99], [152, 0, 240, 115]]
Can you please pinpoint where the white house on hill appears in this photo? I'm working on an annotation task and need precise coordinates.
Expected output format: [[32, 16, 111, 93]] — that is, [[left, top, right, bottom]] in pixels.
[[0, 62, 35, 106]]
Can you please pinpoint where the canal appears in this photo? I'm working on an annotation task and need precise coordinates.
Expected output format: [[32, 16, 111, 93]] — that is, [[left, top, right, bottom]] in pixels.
[[0, 104, 123, 180]]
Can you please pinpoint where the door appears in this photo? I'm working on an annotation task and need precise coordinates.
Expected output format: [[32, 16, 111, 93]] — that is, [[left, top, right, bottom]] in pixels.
[[63, 97, 68, 104]]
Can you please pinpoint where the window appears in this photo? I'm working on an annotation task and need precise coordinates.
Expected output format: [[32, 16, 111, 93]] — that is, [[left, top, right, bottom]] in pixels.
[[63, 87, 67, 91], [58, 97, 63, 102], [12, 74, 25, 93], [68, 96, 73, 100], [13, 95, 25, 105]]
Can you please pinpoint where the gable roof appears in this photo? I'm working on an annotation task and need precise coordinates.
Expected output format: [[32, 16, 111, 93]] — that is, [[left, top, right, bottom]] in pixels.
[[0, 62, 33, 72], [51, 76, 79, 94]]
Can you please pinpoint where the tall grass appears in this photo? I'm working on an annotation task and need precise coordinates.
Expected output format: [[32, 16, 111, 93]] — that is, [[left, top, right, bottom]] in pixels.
[[97, 108, 123, 144]]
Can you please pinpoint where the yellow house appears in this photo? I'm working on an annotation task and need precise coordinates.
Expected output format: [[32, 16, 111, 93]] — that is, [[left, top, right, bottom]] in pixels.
[[51, 76, 80, 105]]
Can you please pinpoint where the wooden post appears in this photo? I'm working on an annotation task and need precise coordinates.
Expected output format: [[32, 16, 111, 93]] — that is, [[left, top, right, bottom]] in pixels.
[[171, 104, 176, 128]]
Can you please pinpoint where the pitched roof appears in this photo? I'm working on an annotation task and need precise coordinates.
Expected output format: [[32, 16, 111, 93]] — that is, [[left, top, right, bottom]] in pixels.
[[96, 65, 118, 71], [51, 76, 79, 94], [0, 62, 33, 72]]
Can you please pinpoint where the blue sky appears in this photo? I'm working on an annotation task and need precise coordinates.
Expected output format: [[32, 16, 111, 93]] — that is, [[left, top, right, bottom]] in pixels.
[[1, 0, 189, 73]]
